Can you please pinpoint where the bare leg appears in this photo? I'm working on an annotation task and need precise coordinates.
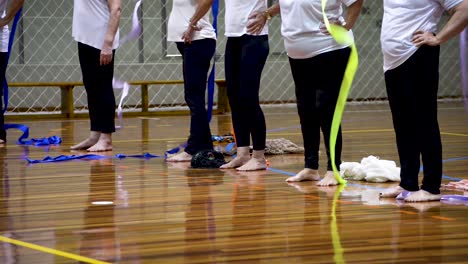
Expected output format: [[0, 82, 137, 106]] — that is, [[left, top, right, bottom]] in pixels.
[[237, 149, 267, 171], [87, 133, 113, 152], [286, 168, 320, 182], [405, 190, 441, 202], [220, 146, 250, 169], [71, 131, 100, 150], [317, 170, 339, 186], [166, 151, 193, 162]]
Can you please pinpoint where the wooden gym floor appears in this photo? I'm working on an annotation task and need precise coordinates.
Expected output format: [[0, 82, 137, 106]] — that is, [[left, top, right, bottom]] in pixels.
[[1, 102, 467, 263]]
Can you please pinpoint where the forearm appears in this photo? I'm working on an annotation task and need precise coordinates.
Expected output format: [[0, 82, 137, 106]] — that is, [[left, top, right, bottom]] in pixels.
[[345, 0, 363, 30], [436, 0, 468, 44], [104, 0, 122, 48], [0, 0, 24, 25], [190, 0, 214, 26]]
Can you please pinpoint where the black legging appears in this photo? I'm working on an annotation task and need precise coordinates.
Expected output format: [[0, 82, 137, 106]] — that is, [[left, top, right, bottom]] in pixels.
[[385, 45, 442, 194], [0, 52, 7, 142], [289, 47, 350, 171], [176, 38, 216, 155], [78, 42, 116, 134], [225, 35, 269, 150]]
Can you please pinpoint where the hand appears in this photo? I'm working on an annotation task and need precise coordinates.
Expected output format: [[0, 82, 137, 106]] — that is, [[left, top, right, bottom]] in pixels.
[[319, 19, 346, 35], [246, 11, 267, 35], [412, 30, 440, 47], [0, 19, 7, 28], [182, 23, 201, 44], [100, 42, 113, 66]]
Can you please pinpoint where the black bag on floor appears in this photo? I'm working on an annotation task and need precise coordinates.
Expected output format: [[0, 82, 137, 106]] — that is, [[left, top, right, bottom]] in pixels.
[[191, 149, 225, 168]]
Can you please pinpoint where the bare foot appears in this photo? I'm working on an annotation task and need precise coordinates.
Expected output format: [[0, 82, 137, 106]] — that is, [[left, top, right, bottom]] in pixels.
[[0, 139, 4, 145], [166, 151, 192, 162], [71, 131, 100, 150], [87, 133, 112, 152], [236, 157, 267, 171], [405, 190, 441, 202], [317, 171, 339, 186], [379, 186, 406, 198], [220, 156, 250, 169], [286, 168, 320, 182]]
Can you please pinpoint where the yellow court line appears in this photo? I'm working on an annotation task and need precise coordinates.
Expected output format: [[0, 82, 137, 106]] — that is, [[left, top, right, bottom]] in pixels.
[[0, 235, 110, 264], [441, 132, 468, 137]]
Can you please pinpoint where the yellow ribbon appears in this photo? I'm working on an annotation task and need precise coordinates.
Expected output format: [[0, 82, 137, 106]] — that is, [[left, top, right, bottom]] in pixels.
[[0, 235, 110, 264], [331, 185, 346, 264], [321, 0, 359, 185]]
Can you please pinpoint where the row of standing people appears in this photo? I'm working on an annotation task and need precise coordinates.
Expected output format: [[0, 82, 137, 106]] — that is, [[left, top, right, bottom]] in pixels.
[[0, 0, 467, 203], [167, 0, 467, 204]]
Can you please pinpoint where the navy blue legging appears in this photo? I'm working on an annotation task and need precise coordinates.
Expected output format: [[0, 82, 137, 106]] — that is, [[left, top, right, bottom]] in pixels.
[[0, 52, 7, 142], [289, 47, 350, 171], [225, 35, 269, 150], [176, 38, 216, 155], [385, 45, 442, 194], [78, 42, 116, 134]]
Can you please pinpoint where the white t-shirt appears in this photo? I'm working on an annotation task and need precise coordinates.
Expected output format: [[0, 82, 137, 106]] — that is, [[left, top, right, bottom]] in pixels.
[[167, 0, 216, 42], [0, 0, 9, 53], [279, 0, 356, 59], [225, 0, 268, 37], [72, 0, 119, 50], [381, 0, 462, 72]]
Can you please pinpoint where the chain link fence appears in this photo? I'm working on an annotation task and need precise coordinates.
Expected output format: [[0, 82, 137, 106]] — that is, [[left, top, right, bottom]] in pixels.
[[5, 0, 463, 115]]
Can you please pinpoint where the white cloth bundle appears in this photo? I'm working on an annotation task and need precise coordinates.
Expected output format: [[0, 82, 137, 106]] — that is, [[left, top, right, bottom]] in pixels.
[[340, 156, 401, 183]]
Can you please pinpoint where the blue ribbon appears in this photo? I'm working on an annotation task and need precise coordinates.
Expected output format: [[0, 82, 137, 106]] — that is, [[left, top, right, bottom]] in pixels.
[[26, 154, 110, 164], [206, 0, 218, 123], [26, 151, 168, 164], [3, 7, 22, 113], [4, 123, 62, 146]]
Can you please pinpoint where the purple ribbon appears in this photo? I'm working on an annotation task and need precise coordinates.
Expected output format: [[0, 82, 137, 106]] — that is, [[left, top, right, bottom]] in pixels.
[[461, 29, 467, 111], [112, 0, 142, 130]]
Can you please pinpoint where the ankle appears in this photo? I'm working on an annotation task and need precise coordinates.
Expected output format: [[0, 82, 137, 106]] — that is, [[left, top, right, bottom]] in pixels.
[[252, 149, 265, 159]]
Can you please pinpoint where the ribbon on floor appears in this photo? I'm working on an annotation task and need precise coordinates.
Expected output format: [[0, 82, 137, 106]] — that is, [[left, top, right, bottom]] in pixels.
[[26, 143, 185, 163], [321, 0, 359, 185], [4, 124, 61, 146], [26, 152, 163, 164]]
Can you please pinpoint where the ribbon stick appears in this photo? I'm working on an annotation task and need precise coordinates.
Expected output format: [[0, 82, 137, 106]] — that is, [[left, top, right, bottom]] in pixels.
[[461, 29, 467, 111], [321, 0, 359, 185], [205, 0, 219, 123], [3, 8, 22, 113]]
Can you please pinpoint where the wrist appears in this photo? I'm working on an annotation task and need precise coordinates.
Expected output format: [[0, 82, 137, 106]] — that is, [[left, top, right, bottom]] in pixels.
[[262, 10, 272, 21]]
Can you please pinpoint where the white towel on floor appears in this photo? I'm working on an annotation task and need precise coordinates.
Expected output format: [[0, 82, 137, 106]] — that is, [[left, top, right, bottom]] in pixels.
[[340, 156, 400, 182]]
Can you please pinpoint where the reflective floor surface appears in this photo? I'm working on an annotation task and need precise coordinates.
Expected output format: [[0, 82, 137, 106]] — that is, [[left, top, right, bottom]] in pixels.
[[1, 102, 467, 263]]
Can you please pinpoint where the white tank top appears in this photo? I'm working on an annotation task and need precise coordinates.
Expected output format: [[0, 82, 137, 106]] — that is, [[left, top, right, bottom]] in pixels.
[[72, 0, 119, 50]]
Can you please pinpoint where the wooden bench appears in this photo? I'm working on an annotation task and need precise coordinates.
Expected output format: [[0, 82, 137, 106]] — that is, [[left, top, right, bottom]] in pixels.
[[7, 80, 229, 119]]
